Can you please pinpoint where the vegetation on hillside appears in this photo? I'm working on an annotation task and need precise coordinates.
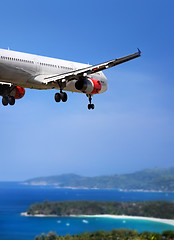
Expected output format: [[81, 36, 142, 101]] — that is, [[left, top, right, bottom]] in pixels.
[[24, 167, 174, 191], [34, 229, 174, 240], [27, 201, 174, 219]]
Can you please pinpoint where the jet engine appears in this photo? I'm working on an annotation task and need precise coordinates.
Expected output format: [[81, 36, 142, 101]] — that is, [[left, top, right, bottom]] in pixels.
[[0, 84, 25, 99], [13, 86, 25, 99], [75, 77, 102, 94]]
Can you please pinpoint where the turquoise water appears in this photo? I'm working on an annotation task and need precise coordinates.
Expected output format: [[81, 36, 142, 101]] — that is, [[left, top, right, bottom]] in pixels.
[[1, 182, 174, 240]]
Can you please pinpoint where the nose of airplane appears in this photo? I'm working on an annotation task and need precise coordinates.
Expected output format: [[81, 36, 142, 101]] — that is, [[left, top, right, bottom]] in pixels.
[[100, 73, 108, 93]]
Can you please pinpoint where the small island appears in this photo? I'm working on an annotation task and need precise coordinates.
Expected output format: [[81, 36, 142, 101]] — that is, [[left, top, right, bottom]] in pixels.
[[26, 200, 174, 219]]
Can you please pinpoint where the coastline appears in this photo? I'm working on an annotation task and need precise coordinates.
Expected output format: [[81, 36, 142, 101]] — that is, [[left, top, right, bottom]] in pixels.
[[21, 212, 174, 226], [21, 212, 58, 217], [77, 215, 174, 227], [21, 183, 173, 192]]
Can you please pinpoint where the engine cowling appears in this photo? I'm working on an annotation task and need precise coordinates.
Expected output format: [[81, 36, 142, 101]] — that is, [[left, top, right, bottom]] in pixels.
[[75, 78, 102, 94], [0, 84, 25, 99], [14, 86, 25, 99]]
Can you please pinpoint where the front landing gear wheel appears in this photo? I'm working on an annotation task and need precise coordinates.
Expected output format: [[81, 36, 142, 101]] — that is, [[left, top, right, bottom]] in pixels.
[[88, 104, 95, 110], [2, 97, 9, 106]]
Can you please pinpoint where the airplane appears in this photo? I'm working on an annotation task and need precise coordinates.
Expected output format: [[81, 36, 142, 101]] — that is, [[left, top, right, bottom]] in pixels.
[[0, 48, 141, 109]]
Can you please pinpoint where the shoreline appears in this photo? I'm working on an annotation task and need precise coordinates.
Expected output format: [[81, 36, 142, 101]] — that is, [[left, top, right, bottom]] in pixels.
[[77, 215, 174, 227], [21, 212, 58, 217], [21, 212, 174, 226], [21, 184, 174, 192]]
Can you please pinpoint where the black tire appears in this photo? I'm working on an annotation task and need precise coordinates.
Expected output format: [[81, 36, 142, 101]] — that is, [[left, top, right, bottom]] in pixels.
[[88, 104, 94, 110], [60, 92, 67, 102], [2, 97, 9, 106], [8, 96, 15, 105], [88, 104, 91, 110], [55, 93, 61, 102]]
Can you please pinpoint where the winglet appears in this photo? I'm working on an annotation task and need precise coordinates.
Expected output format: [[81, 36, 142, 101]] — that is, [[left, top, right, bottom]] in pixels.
[[137, 48, 141, 56]]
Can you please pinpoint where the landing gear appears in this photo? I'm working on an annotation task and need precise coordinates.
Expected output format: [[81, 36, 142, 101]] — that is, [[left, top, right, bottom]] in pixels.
[[87, 94, 95, 110], [2, 97, 8, 106], [2, 96, 15, 106], [60, 92, 68, 102], [8, 96, 15, 105], [88, 103, 95, 110], [55, 93, 61, 102], [55, 91, 68, 103], [54, 79, 68, 104]]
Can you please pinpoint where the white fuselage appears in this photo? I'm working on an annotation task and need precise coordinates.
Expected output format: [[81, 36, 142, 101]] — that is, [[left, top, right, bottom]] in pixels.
[[0, 49, 108, 94]]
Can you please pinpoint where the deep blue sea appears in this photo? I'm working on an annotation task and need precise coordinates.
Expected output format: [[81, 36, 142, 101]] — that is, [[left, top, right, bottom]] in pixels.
[[1, 182, 174, 240]]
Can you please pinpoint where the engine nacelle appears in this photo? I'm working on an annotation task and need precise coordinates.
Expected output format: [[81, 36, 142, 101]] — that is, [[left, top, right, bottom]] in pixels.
[[75, 78, 102, 94], [0, 84, 25, 99], [14, 86, 25, 99]]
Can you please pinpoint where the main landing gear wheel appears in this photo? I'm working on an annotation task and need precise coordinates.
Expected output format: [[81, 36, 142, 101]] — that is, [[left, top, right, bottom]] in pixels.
[[87, 94, 95, 110], [2, 97, 8, 106], [8, 96, 15, 105], [54, 92, 68, 103], [2, 96, 15, 106], [60, 92, 67, 102], [55, 93, 61, 102]]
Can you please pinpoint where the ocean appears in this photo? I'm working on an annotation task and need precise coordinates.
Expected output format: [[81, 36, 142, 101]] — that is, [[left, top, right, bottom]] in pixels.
[[1, 182, 174, 240]]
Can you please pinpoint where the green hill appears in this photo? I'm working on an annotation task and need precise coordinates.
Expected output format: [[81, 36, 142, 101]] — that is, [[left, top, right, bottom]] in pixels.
[[23, 167, 174, 191], [27, 200, 174, 219]]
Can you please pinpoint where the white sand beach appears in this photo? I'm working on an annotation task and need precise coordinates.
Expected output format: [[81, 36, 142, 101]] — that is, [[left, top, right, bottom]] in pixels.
[[77, 215, 174, 226], [21, 212, 174, 226], [21, 212, 58, 217]]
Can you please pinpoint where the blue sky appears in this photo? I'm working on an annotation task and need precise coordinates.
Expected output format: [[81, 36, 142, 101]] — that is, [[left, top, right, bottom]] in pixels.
[[0, 0, 174, 181]]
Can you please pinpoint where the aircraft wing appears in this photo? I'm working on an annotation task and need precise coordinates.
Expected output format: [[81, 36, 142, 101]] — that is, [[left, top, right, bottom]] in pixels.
[[43, 49, 141, 84]]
